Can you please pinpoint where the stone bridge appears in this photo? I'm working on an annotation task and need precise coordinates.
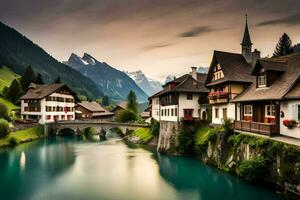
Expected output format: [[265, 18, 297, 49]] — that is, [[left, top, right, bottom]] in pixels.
[[44, 120, 150, 136]]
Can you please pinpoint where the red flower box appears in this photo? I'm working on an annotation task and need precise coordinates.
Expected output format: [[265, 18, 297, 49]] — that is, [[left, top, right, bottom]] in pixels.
[[283, 119, 297, 129]]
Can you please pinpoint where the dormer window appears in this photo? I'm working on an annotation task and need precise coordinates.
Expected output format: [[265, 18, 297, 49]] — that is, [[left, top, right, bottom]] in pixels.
[[258, 75, 266, 88]]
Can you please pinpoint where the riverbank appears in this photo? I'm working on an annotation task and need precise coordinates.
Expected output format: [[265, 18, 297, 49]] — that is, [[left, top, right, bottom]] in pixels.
[[0, 125, 44, 148], [152, 121, 300, 198]]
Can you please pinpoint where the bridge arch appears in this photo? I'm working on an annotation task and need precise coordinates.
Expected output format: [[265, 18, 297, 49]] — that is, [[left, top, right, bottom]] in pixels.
[[57, 128, 77, 135]]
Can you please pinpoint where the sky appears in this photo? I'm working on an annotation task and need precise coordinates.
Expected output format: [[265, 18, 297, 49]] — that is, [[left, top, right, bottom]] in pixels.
[[1, 0, 300, 82]]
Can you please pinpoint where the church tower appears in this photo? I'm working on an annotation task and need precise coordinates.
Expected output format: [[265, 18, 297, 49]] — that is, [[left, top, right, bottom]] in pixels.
[[241, 15, 253, 63]]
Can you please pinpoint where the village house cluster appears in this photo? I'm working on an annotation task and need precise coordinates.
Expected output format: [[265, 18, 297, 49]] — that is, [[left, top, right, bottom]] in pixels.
[[148, 17, 300, 150]]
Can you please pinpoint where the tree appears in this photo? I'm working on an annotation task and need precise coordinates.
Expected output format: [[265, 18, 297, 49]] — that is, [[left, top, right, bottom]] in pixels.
[[54, 76, 61, 83], [115, 109, 138, 123], [2, 86, 9, 98], [8, 79, 22, 105], [273, 33, 294, 57], [102, 95, 109, 106], [0, 119, 10, 138], [127, 90, 137, 113], [20, 66, 36, 91], [0, 103, 10, 121], [35, 73, 44, 84]]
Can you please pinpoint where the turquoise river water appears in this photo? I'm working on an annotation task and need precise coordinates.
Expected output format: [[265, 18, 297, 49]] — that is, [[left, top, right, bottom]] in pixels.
[[0, 132, 287, 200]]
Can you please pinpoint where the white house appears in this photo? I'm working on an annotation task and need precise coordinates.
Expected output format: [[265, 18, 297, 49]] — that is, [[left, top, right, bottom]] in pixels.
[[21, 83, 76, 124], [232, 53, 300, 138], [149, 67, 210, 151]]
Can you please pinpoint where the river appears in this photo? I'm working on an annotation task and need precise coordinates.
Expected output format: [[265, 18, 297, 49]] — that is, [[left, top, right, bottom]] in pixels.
[[0, 131, 285, 200]]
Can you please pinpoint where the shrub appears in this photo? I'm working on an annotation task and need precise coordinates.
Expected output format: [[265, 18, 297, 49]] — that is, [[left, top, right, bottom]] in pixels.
[[150, 119, 160, 136], [116, 109, 138, 123], [8, 137, 18, 147], [83, 127, 96, 140], [177, 121, 199, 155], [0, 119, 10, 138], [222, 118, 233, 135], [0, 103, 11, 121], [238, 157, 267, 182]]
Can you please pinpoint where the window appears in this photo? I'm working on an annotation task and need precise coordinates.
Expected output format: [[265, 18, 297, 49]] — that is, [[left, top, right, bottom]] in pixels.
[[161, 110, 164, 116], [183, 109, 194, 120], [244, 105, 253, 116], [215, 108, 219, 118], [175, 108, 178, 116], [167, 109, 170, 116], [171, 109, 174, 116], [265, 105, 276, 117], [46, 115, 51, 120], [258, 75, 267, 88], [61, 115, 65, 120], [187, 93, 193, 100]]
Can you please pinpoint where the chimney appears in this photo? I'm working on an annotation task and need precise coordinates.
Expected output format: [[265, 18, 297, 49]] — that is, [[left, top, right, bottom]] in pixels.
[[251, 49, 261, 66], [191, 67, 197, 80]]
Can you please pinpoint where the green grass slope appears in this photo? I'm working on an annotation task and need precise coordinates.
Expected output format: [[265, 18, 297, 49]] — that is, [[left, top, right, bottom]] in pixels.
[[0, 125, 44, 148], [0, 66, 19, 111]]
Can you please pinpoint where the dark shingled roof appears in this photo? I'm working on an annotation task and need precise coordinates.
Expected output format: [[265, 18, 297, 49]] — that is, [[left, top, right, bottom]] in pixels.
[[252, 59, 286, 75], [232, 53, 300, 102], [20, 83, 73, 100], [77, 101, 106, 112], [155, 73, 209, 97], [206, 51, 254, 86]]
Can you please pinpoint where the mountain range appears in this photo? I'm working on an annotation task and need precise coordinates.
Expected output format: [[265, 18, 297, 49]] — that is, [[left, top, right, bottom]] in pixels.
[[64, 53, 148, 102], [0, 22, 102, 99], [125, 70, 162, 96]]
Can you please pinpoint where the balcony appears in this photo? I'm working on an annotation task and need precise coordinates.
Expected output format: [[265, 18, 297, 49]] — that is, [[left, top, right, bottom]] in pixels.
[[208, 91, 229, 104], [234, 120, 279, 137]]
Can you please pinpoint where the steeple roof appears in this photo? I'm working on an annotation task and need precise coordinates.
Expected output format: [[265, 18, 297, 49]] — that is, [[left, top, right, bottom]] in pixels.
[[241, 15, 252, 46]]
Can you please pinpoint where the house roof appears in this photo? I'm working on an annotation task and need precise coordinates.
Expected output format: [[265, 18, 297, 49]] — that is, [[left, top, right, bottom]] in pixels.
[[111, 101, 127, 112], [205, 51, 254, 86], [251, 59, 286, 75], [155, 73, 209, 97], [140, 111, 150, 118], [232, 53, 300, 102], [77, 101, 106, 112], [20, 83, 75, 100]]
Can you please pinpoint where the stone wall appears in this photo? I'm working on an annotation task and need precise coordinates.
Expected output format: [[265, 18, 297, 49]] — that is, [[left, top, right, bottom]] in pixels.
[[157, 121, 179, 152], [198, 132, 300, 197]]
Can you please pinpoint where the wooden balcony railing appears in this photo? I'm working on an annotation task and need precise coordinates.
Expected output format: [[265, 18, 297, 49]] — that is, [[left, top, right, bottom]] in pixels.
[[234, 120, 279, 137]]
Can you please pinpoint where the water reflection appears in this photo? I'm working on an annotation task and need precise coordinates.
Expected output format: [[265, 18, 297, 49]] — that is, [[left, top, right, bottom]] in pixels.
[[0, 137, 76, 200], [19, 151, 26, 170], [0, 134, 285, 200], [156, 153, 283, 200]]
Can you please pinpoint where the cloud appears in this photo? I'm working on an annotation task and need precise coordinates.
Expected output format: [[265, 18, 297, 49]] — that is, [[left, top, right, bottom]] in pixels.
[[178, 26, 213, 38], [256, 13, 300, 26], [142, 43, 172, 51]]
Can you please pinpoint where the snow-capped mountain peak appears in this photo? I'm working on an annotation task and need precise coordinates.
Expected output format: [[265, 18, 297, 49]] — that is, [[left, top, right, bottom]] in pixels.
[[126, 70, 162, 96]]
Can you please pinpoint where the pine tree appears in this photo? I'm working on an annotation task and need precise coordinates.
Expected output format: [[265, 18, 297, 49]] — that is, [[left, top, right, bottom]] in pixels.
[[20, 66, 36, 91], [8, 79, 21, 104], [273, 33, 294, 57], [127, 90, 137, 113], [102, 95, 109, 106], [35, 73, 44, 84], [54, 76, 61, 83]]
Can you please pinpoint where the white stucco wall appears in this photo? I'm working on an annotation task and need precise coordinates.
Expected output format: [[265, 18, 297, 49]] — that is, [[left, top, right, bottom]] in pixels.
[[151, 97, 160, 121], [280, 100, 300, 139], [212, 103, 235, 125], [160, 105, 179, 122], [21, 92, 75, 124], [178, 93, 201, 119]]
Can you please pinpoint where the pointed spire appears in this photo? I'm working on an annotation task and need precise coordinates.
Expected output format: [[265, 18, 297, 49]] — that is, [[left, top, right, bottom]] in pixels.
[[241, 14, 252, 46]]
